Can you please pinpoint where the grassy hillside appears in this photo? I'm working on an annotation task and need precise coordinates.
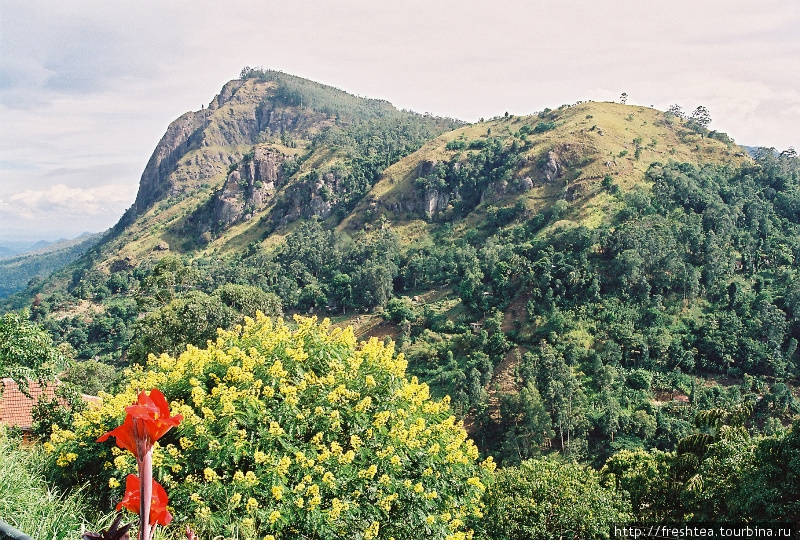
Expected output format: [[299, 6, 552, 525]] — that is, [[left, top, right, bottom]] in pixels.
[[343, 101, 747, 241], [93, 72, 461, 267], [3, 72, 800, 531], [0, 233, 102, 299]]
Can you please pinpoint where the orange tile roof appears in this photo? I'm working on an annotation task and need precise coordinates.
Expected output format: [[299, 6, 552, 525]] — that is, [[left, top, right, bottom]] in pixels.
[[0, 378, 99, 431]]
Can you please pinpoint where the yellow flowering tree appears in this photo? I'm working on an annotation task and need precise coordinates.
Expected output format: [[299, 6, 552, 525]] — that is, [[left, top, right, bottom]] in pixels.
[[46, 315, 492, 539]]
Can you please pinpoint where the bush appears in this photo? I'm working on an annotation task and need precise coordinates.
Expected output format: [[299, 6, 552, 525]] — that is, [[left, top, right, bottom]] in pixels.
[[385, 297, 417, 324], [46, 315, 491, 539], [533, 122, 556, 134], [62, 358, 119, 395], [478, 458, 632, 540], [445, 140, 467, 151], [128, 291, 238, 364], [216, 284, 282, 318], [468, 139, 488, 150]]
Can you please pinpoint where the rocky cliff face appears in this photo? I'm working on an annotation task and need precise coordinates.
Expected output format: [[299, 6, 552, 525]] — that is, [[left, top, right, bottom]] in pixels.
[[107, 71, 462, 256], [121, 80, 276, 226], [118, 74, 348, 241], [127, 108, 209, 219], [211, 147, 287, 229]]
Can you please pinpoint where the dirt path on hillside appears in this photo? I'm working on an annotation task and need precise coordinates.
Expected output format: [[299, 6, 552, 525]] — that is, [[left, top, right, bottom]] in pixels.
[[502, 292, 530, 333], [464, 346, 524, 435]]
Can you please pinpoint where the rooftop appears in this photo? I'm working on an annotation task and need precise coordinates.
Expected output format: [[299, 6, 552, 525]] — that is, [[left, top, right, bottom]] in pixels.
[[0, 378, 100, 431]]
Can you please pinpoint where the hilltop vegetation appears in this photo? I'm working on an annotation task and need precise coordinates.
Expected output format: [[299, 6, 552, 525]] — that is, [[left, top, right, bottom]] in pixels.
[[2, 72, 799, 534]]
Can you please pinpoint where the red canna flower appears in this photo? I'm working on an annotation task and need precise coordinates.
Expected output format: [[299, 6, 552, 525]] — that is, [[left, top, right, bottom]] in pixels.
[[98, 389, 183, 459], [97, 413, 138, 456], [99, 389, 182, 540], [117, 474, 173, 527], [124, 388, 183, 443]]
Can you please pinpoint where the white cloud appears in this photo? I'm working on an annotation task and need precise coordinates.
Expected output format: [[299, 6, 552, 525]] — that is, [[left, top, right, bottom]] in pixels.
[[1, 0, 799, 236], [0, 183, 137, 236], [5, 183, 135, 215]]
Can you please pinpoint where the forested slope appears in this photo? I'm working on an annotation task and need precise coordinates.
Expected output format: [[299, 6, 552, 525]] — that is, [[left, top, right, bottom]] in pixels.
[[2, 71, 799, 529]]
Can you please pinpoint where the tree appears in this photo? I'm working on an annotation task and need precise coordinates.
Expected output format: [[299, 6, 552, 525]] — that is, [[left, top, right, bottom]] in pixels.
[[0, 313, 67, 394], [666, 104, 685, 120], [128, 291, 237, 364], [330, 272, 355, 314], [215, 283, 282, 318], [689, 106, 712, 133], [46, 315, 490, 540], [620, 93, 629, 105], [602, 449, 677, 521], [735, 421, 800, 522], [385, 296, 416, 324], [499, 383, 554, 463], [61, 358, 119, 395], [536, 343, 588, 455], [281, 220, 341, 280], [479, 457, 632, 539]]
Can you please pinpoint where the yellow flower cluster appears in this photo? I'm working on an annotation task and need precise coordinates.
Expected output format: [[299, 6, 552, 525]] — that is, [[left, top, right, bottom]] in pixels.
[[46, 314, 489, 540], [56, 452, 78, 467]]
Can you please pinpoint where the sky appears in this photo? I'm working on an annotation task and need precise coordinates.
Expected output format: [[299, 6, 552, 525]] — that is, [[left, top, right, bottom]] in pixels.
[[1, 1, 799, 240]]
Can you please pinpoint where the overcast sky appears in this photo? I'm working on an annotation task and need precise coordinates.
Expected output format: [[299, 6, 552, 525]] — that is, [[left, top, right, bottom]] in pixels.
[[1, 0, 798, 240]]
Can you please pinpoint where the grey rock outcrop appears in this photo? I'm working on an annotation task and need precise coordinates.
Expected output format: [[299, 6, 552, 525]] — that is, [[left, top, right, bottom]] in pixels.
[[128, 109, 209, 219], [212, 147, 286, 228], [424, 189, 450, 218], [544, 150, 561, 182], [123, 79, 268, 225]]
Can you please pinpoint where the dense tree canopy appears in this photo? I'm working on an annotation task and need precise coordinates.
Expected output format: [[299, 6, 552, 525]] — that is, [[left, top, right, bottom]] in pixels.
[[0, 312, 66, 392], [479, 458, 631, 539]]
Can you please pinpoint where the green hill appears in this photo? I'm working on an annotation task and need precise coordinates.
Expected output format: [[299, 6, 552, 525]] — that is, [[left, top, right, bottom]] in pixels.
[[0, 233, 102, 299], [3, 71, 799, 527]]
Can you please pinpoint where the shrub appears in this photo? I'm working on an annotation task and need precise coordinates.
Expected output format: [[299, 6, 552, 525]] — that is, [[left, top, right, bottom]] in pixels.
[[468, 139, 488, 150], [533, 122, 556, 134], [385, 297, 417, 324], [46, 315, 491, 539], [445, 140, 467, 151], [216, 284, 282, 319], [477, 458, 632, 540]]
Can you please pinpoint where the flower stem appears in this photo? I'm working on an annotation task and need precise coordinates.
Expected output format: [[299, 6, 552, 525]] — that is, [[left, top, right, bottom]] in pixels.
[[138, 447, 153, 540]]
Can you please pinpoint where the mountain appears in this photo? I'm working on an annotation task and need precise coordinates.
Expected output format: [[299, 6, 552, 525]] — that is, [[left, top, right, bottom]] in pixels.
[[5, 71, 800, 495], [92, 75, 748, 273], [0, 239, 57, 259], [100, 69, 463, 265], [3, 70, 758, 364], [0, 233, 102, 299], [0, 246, 16, 258]]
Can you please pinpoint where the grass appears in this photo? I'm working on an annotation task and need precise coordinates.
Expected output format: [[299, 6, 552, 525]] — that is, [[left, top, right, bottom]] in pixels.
[[0, 427, 113, 540]]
